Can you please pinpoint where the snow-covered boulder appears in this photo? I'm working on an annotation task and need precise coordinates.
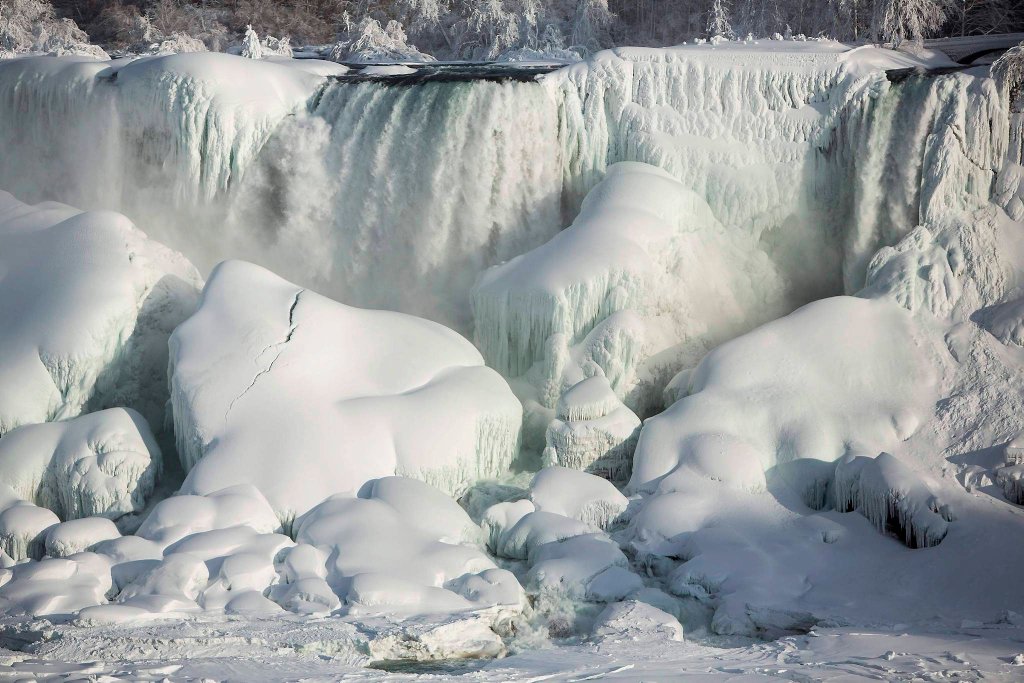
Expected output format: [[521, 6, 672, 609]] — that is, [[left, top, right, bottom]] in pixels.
[[0, 192, 200, 435], [170, 260, 522, 520], [135, 485, 280, 548], [0, 501, 59, 561], [0, 408, 161, 521], [543, 376, 640, 481], [529, 467, 628, 529], [44, 518, 121, 558]]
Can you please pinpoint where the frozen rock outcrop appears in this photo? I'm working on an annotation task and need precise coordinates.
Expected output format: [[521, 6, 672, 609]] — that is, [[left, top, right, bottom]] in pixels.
[[0, 192, 201, 435], [170, 260, 522, 521], [0, 408, 161, 521]]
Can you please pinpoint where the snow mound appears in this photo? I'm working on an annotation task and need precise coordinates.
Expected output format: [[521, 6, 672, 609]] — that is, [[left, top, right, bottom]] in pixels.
[[0, 553, 112, 617], [544, 375, 640, 481], [0, 408, 161, 521], [170, 260, 522, 521], [529, 466, 628, 529], [135, 485, 280, 548], [0, 501, 59, 561], [0, 192, 201, 435], [294, 482, 524, 616], [591, 600, 683, 642], [628, 296, 945, 494], [45, 518, 121, 558]]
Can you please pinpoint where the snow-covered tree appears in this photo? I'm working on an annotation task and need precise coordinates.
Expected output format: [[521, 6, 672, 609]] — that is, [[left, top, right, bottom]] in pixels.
[[240, 23, 262, 58], [707, 0, 735, 38], [330, 16, 435, 62], [569, 0, 613, 52], [871, 0, 945, 46], [993, 42, 1024, 107], [1, 0, 105, 58]]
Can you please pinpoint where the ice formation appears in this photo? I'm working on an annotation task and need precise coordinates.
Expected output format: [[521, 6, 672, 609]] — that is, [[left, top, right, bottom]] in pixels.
[[627, 296, 945, 493], [0, 40, 1023, 671], [0, 408, 161, 522], [0, 191, 200, 435], [169, 260, 522, 521], [542, 375, 641, 480], [473, 162, 788, 421], [528, 466, 629, 529], [834, 453, 952, 548]]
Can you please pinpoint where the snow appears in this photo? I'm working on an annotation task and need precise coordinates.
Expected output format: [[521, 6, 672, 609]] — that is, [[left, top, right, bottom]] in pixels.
[[628, 296, 945, 494], [528, 466, 628, 529], [543, 375, 641, 480], [0, 408, 161, 522], [0, 191, 200, 436], [169, 260, 522, 521], [44, 518, 120, 558], [0, 39, 1023, 680]]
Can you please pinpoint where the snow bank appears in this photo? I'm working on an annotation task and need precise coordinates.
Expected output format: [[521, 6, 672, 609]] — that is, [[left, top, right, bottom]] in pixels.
[[169, 260, 522, 521], [0, 192, 200, 435], [0, 408, 160, 521]]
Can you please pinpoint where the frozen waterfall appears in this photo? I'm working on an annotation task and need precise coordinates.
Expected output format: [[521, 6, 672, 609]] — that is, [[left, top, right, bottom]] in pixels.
[[0, 48, 1009, 341]]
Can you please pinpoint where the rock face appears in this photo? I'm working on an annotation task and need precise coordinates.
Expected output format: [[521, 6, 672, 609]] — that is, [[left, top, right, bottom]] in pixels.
[[169, 260, 523, 521], [0, 408, 162, 522], [0, 191, 201, 436]]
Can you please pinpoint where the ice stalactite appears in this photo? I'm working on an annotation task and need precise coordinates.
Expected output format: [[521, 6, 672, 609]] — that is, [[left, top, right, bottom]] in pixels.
[[834, 453, 952, 549]]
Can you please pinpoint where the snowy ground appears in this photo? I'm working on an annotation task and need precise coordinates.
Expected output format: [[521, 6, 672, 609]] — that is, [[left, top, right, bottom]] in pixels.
[[0, 37, 1023, 682], [2, 619, 1024, 681]]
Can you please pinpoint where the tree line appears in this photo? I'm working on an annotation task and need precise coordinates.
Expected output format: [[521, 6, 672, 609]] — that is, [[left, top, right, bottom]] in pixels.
[[32, 0, 1024, 59]]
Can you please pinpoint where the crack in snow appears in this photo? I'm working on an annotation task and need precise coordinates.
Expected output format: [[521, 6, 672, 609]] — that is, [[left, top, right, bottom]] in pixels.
[[223, 289, 303, 424]]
